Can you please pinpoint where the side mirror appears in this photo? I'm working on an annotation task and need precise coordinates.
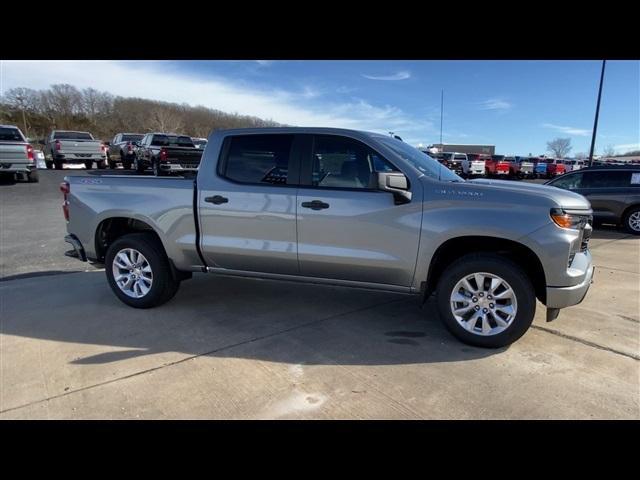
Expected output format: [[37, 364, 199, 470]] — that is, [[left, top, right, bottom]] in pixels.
[[378, 172, 411, 204]]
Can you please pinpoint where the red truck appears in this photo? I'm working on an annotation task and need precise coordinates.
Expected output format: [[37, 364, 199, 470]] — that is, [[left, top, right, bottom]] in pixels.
[[535, 158, 566, 179], [485, 155, 511, 177]]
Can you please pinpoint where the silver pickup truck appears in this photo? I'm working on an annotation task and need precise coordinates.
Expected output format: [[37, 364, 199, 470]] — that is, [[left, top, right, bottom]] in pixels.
[[62, 127, 595, 348], [44, 130, 106, 170], [0, 125, 39, 182]]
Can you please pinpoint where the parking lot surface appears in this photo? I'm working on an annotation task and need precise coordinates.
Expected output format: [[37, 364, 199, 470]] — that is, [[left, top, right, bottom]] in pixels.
[[1, 170, 638, 419]]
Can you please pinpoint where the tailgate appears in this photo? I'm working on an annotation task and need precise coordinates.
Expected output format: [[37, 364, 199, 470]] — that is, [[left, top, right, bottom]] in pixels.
[[165, 148, 203, 168], [59, 140, 103, 154], [0, 142, 29, 163]]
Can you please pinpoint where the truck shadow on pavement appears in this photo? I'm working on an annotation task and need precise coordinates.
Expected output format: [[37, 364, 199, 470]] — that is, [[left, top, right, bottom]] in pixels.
[[2, 272, 501, 367]]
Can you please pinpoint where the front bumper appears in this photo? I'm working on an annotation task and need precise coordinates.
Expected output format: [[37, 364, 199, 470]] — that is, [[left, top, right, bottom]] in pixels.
[[546, 264, 595, 309]]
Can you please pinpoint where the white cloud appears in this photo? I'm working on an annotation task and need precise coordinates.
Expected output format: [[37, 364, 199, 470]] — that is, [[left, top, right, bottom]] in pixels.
[[613, 142, 640, 153], [542, 123, 591, 136], [1, 61, 430, 138], [255, 60, 274, 66], [478, 98, 513, 111], [362, 71, 411, 81]]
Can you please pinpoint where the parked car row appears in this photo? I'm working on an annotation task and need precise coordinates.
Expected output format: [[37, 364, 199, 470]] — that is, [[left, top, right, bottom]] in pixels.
[[424, 151, 571, 180]]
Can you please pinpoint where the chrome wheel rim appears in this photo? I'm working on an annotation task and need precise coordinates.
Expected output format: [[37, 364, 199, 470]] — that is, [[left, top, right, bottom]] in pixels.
[[112, 248, 153, 298], [450, 272, 518, 336], [628, 212, 640, 232]]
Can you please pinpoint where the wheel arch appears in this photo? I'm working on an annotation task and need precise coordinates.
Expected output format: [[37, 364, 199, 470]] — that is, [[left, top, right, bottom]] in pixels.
[[424, 236, 547, 304]]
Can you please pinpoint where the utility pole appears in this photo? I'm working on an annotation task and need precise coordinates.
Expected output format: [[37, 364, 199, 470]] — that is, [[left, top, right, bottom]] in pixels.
[[439, 89, 444, 150], [588, 60, 606, 167]]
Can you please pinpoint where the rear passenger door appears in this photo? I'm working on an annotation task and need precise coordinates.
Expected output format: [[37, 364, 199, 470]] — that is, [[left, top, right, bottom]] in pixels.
[[295, 134, 422, 287], [198, 134, 301, 274], [580, 171, 633, 220]]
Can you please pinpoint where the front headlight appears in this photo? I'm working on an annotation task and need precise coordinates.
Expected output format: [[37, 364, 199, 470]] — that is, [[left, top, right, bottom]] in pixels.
[[550, 208, 590, 230]]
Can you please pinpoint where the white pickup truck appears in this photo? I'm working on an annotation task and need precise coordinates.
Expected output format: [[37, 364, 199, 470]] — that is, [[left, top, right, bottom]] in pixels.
[[43, 130, 106, 170], [0, 125, 39, 182]]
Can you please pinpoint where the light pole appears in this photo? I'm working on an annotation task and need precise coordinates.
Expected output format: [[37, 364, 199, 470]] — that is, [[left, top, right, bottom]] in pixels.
[[439, 89, 444, 148], [588, 60, 606, 167]]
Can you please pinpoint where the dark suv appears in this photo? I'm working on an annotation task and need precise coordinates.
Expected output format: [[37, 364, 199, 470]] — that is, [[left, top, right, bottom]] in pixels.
[[545, 166, 640, 234]]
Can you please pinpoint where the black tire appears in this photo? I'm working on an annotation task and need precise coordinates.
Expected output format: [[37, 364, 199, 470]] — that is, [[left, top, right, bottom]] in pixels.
[[108, 157, 117, 169], [435, 253, 536, 348], [153, 159, 166, 177], [123, 159, 132, 170], [135, 158, 146, 175], [622, 206, 640, 235], [105, 233, 181, 308], [97, 160, 106, 170], [26, 169, 39, 183], [54, 159, 63, 170], [84, 161, 93, 170], [45, 161, 53, 169]]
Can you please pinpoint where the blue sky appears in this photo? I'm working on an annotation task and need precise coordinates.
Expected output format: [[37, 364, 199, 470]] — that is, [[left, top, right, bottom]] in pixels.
[[2, 60, 638, 155]]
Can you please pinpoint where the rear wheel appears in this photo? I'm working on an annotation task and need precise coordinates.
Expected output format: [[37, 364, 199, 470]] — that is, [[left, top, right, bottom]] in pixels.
[[84, 161, 93, 170], [153, 159, 166, 177], [26, 169, 39, 183], [45, 160, 53, 169], [436, 253, 536, 348], [105, 233, 181, 308], [54, 159, 63, 170], [623, 207, 640, 235], [108, 156, 117, 169], [135, 157, 146, 174], [123, 159, 132, 170], [97, 160, 106, 169]]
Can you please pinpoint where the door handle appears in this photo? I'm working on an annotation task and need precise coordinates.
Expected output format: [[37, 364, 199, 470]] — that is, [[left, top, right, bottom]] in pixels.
[[301, 200, 330, 210], [205, 195, 229, 205]]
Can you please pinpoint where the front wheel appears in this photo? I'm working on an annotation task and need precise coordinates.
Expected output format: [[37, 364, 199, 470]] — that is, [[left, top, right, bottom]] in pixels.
[[105, 233, 181, 308], [623, 207, 640, 235], [436, 253, 536, 348]]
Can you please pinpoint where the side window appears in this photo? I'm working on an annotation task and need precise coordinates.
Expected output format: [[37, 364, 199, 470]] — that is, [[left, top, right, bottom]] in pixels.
[[221, 134, 294, 185], [582, 171, 631, 188], [311, 135, 396, 189], [550, 173, 583, 190]]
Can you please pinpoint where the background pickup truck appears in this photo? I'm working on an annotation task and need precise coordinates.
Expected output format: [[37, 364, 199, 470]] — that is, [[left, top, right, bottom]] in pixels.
[[107, 133, 144, 169], [133, 132, 203, 176], [43, 130, 106, 170], [0, 124, 39, 182], [62, 127, 595, 348], [485, 155, 511, 177]]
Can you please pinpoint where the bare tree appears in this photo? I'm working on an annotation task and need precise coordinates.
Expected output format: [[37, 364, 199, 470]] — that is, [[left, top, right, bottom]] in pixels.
[[602, 145, 616, 157], [575, 152, 589, 160], [146, 107, 185, 133], [546, 138, 572, 158], [3, 87, 38, 136]]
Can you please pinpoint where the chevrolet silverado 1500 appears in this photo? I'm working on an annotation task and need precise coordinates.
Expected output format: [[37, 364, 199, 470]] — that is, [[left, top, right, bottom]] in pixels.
[[0, 125, 39, 182], [62, 127, 595, 348]]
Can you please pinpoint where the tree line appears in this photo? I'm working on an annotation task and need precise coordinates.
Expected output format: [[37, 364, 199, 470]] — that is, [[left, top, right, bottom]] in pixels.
[[0, 84, 281, 141]]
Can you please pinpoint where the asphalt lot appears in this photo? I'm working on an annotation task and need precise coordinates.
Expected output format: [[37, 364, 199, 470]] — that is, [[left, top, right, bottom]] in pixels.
[[1, 169, 638, 419]]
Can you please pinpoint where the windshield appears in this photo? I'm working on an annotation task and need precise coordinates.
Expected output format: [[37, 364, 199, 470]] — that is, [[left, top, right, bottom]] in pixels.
[[0, 127, 25, 142], [378, 138, 462, 182], [54, 131, 93, 140]]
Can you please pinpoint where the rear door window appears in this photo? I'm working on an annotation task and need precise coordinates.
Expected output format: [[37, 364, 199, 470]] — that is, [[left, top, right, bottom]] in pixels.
[[220, 134, 294, 185], [550, 173, 583, 189], [582, 171, 631, 188]]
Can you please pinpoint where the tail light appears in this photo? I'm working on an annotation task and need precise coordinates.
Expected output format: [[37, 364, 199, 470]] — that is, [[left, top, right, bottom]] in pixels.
[[26, 144, 34, 162], [55, 140, 61, 151], [101, 143, 106, 152], [160, 147, 168, 162], [60, 181, 70, 222]]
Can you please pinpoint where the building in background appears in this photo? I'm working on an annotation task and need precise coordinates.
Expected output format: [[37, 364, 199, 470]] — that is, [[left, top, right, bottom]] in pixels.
[[428, 144, 495, 155]]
